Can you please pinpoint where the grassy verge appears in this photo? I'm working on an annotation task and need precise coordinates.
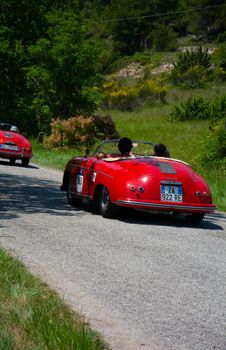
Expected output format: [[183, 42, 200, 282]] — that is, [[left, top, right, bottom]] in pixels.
[[0, 248, 108, 350]]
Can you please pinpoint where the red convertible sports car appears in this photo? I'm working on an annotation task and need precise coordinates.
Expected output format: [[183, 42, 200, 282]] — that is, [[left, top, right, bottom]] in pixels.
[[0, 122, 32, 166], [61, 139, 216, 224]]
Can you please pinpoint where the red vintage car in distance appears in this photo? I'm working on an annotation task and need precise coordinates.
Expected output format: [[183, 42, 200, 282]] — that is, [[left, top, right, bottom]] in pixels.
[[60, 140, 216, 224], [0, 122, 32, 167]]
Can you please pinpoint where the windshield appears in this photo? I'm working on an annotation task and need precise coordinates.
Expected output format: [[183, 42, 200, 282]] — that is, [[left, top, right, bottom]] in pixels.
[[94, 140, 155, 158], [0, 122, 20, 133], [0, 123, 12, 131]]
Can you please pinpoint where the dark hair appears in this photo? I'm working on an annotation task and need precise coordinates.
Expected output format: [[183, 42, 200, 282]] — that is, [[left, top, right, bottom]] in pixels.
[[154, 143, 170, 157], [118, 137, 133, 154]]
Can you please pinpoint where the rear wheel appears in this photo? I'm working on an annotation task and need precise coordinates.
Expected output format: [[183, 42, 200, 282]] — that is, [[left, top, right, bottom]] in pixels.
[[22, 158, 29, 167], [67, 177, 82, 206], [100, 186, 118, 218], [185, 213, 205, 224]]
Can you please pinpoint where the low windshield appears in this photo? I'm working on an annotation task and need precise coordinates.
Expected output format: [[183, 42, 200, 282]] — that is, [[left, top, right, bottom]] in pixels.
[[94, 140, 155, 157], [0, 123, 12, 131]]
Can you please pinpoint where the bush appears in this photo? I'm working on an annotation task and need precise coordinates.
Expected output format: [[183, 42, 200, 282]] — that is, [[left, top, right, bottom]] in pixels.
[[170, 95, 226, 122], [44, 115, 119, 148], [214, 43, 226, 70], [138, 79, 167, 103], [213, 67, 226, 82], [171, 47, 212, 88], [104, 84, 140, 111], [102, 79, 167, 110], [199, 120, 226, 167], [210, 95, 226, 124], [170, 97, 211, 121]]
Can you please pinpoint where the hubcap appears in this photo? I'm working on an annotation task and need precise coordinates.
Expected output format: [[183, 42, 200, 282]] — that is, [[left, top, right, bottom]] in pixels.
[[102, 187, 109, 207]]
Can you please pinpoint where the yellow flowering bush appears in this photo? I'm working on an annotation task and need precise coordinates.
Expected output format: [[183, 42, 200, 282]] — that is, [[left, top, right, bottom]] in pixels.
[[138, 79, 167, 102], [102, 79, 167, 110]]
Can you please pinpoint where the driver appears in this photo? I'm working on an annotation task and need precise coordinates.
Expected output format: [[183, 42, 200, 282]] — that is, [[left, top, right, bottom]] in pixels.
[[118, 137, 133, 157]]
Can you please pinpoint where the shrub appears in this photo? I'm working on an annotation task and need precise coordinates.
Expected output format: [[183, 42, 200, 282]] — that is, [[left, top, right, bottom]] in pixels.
[[174, 47, 211, 72], [211, 96, 226, 124], [44, 115, 119, 148], [170, 95, 226, 122], [138, 79, 167, 103], [213, 67, 226, 82], [170, 97, 211, 121], [106, 85, 140, 111], [102, 79, 167, 110], [213, 43, 226, 70], [199, 120, 226, 167], [171, 47, 212, 88], [175, 65, 211, 88]]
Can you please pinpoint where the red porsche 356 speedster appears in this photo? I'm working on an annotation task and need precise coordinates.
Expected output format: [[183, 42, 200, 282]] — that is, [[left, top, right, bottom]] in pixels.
[[61, 140, 216, 224], [0, 122, 32, 166]]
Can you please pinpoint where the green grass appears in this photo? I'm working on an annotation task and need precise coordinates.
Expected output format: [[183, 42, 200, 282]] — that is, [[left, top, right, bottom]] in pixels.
[[108, 104, 208, 162], [31, 142, 84, 171], [0, 249, 108, 350]]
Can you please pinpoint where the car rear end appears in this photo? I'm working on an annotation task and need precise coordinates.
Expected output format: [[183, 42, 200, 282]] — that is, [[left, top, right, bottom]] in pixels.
[[113, 157, 216, 217], [0, 130, 32, 165]]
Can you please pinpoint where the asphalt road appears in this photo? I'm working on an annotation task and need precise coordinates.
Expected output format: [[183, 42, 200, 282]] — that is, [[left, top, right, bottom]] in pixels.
[[0, 160, 226, 350]]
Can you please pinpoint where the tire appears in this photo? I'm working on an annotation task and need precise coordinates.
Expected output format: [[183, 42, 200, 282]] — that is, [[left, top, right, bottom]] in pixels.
[[185, 213, 205, 224], [9, 158, 16, 165], [100, 186, 118, 218], [67, 177, 82, 206], [22, 158, 29, 167]]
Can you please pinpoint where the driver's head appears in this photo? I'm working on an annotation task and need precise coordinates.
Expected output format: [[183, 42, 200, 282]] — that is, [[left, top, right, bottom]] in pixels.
[[118, 137, 133, 154]]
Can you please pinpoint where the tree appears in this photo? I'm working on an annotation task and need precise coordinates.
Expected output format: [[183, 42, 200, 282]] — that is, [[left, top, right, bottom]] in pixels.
[[25, 10, 104, 133], [186, 0, 226, 39], [151, 23, 178, 51]]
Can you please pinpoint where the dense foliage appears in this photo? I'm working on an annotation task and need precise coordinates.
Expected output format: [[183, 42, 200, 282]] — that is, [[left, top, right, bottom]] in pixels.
[[0, 0, 226, 142]]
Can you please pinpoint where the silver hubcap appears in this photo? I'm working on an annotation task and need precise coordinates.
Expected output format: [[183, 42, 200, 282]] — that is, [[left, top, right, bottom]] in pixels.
[[102, 187, 109, 208]]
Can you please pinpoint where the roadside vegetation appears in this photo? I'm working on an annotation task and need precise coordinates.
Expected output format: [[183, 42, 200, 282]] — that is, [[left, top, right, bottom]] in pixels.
[[0, 249, 108, 350]]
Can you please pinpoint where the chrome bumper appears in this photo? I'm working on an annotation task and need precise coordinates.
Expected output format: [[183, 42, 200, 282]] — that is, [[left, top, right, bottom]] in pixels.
[[116, 200, 217, 213]]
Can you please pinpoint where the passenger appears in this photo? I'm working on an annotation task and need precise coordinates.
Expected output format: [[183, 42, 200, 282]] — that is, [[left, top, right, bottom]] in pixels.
[[153, 143, 171, 157], [118, 137, 133, 157]]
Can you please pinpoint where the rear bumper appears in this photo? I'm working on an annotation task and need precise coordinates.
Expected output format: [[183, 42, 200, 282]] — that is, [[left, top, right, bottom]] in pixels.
[[0, 151, 32, 159], [116, 199, 217, 213]]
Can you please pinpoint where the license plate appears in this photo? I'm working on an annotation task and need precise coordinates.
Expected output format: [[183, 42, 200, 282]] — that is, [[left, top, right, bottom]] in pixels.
[[161, 185, 183, 202], [0, 144, 19, 151]]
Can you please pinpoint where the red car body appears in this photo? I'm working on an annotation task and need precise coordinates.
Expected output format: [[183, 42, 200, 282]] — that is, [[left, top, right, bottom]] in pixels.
[[0, 122, 32, 167], [61, 140, 216, 224]]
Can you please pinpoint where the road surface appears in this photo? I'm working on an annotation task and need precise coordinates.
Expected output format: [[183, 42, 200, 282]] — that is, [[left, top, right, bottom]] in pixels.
[[0, 160, 226, 350]]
